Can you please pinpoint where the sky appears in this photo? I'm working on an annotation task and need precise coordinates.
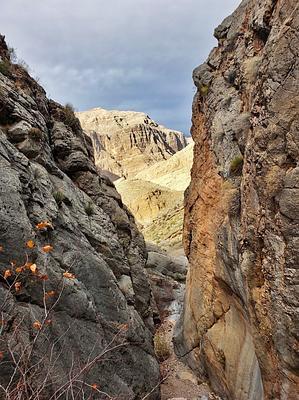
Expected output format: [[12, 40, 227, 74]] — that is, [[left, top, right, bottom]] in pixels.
[[0, 0, 241, 135]]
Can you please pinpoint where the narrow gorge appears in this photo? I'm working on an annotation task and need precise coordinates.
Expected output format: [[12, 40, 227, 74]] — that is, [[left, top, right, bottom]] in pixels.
[[0, 0, 298, 399]]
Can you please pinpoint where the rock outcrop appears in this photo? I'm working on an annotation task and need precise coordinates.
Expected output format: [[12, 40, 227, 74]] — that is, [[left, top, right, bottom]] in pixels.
[[76, 108, 188, 179], [175, 1, 299, 400], [145, 243, 187, 323], [115, 144, 194, 249], [0, 35, 160, 399]]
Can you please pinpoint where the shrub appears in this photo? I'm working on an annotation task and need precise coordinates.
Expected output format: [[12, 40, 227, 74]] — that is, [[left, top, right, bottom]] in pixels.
[[53, 190, 65, 206], [7, 46, 17, 63], [0, 231, 127, 399], [226, 70, 237, 85], [171, 272, 186, 282], [85, 201, 95, 217], [200, 84, 209, 97], [230, 155, 244, 175], [17, 58, 30, 73], [154, 329, 170, 361], [0, 60, 11, 77], [28, 127, 43, 141], [63, 103, 77, 129]]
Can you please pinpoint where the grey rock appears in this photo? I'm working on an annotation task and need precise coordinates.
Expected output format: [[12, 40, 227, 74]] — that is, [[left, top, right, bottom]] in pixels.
[[0, 36, 160, 399]]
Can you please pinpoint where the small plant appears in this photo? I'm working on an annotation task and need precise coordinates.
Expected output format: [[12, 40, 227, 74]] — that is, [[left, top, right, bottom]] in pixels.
[[0, 230, 128, 399], [0, 60, 11, 77], [171, 272, 186, 282], [7, 46, 17, 63], [63, 103, 77, 129], [85, 201, 95, 217], [200, 84, 210, 97], [53, 190, 65, 206], [28, 127, 43, 141], [226, 70, 237, 85], [154, 329, 170, 361], [230, 155, 244, 175], [17, 58, 30, 73]]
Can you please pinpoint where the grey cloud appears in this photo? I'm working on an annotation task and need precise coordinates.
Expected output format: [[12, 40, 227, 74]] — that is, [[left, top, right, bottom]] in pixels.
[[0, 0, 241, 134]]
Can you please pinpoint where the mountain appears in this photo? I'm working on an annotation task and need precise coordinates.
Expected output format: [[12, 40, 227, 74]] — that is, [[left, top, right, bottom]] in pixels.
[[0, 34, 160, 399], [115, 143, 194, 249], [135, 142, 194, 191], [174, 1, 299, 399], [76, 107, 188, 180]]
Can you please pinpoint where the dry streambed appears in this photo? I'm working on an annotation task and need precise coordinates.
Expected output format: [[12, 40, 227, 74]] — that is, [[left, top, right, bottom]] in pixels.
[[147, 244, 220, 400]]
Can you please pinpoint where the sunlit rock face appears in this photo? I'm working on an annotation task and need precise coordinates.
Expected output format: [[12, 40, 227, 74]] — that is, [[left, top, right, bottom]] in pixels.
[[115, 143, 194, 250], [174, 1, 299, 399], [0, 34, 160, 399], [78, 106, 193, 250], [76, 107, 188, 180]]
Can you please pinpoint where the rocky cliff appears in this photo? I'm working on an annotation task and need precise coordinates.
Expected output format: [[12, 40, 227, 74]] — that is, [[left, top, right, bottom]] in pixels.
[[76, 108, 188, 179], [175, 1, 299, 400], [0, 35, 160, 399]]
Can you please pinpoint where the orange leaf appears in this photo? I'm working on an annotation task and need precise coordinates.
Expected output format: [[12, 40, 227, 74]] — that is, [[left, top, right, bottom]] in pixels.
[[45, 290, 56, 298], [0, 351, 4, 360], [4, 269, 12, 279], [30, 264, 37, 273], [16, 266, 24, 273], [91, 384, 98, 390], [63, 271, 75, 279], [25, 262, 33, 269], [26, 240, 35, 249], [33, 321, 42, 330], [119, 323, 129, 331], [0, 246, 3, 252], [42, 245, 53, 253], [39, 274, 48, 281], [15, 282, 21, 292], [36, 221, 53, 230]]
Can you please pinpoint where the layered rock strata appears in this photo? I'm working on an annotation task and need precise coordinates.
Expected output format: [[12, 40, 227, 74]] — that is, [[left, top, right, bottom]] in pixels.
[[175, 1, 299, 400], [76, 108, 188, 179]]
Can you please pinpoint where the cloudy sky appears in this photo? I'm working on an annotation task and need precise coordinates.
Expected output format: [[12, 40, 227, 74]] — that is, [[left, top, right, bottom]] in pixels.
[[1, 0, 240, 134]]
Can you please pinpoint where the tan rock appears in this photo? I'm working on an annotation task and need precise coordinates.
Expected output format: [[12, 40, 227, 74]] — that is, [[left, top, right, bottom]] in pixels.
[[76, 107, 187, 179], [115, 144, 193, 249], [175, 1, 299, 399]]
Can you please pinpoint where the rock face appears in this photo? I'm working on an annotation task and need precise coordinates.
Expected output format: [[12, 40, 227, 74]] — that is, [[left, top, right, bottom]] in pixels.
[[76, 107, 188, 179], [0, 35, 160, 399], [115, 144, 194, 249], [175, 1, 299, 400], [145, 243, 187, 323]]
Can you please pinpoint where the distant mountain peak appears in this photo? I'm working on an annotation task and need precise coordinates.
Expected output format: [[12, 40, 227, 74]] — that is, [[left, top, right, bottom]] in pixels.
[[76, 107, 187, 180]]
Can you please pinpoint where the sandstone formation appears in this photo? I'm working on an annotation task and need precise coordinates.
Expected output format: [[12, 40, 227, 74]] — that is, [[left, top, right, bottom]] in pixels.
[[175, 1, 299, 400], [115, 144, 194, 249], [135, 142, 194, 192], [76, 107, 188, 179], [0, 35, 160, 399]]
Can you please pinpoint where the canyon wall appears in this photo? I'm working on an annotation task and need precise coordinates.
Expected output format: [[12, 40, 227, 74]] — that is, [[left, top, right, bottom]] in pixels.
[[0, 35, 160, 399], [175, 1, 299, 399]]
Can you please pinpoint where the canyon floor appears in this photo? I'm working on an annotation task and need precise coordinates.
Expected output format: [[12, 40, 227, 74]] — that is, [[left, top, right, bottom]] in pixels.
[[158, 320, 220, 400]]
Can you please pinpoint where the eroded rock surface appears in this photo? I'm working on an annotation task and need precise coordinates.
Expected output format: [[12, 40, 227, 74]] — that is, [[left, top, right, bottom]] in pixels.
[[115, 144, 194, 249], [76, 107, 188, 179], [175, 1, 299, 399], [0, 35, 160, 399]]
